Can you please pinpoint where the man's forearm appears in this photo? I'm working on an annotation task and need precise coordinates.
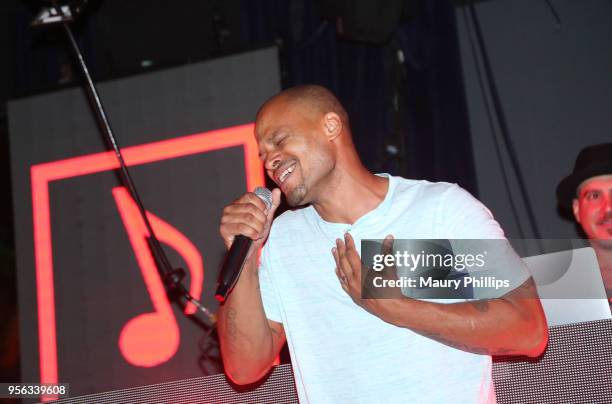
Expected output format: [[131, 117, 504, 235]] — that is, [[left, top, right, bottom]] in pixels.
[[217, 256, 277, 383], [382, 279, 548, 357]]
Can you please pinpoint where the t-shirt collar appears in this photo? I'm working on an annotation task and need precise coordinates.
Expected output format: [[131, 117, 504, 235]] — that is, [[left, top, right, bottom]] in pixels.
[[309, 173, 396, 228]]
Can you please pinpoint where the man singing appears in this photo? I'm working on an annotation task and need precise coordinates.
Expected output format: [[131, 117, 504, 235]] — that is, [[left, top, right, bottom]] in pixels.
[[218, 85, 547, 403]]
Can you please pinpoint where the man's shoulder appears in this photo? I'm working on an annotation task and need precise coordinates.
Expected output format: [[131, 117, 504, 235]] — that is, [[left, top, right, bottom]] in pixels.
[[387, 177, 490, 226], [391, 176, 462, 205], [391, 176, 502, 238], [268, 206, 312, 236], [393, 176, 458, 193], [275, 205, 311, 223]]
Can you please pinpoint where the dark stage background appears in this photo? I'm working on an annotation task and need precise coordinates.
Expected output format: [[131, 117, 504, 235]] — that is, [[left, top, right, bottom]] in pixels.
[[2, 0, 612, 401], [7, 0, 478, 190], [2, 0, 478, 391], [8, 48, 279, 400]]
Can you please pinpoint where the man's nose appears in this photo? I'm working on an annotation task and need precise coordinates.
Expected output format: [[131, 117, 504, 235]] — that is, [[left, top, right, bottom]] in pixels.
[[265, 154, 281, 171]]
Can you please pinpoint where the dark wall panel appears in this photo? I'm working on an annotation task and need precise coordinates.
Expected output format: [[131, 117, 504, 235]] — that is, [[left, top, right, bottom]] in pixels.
[[8, 47, 279, 399], [455, 0, 612, 239]]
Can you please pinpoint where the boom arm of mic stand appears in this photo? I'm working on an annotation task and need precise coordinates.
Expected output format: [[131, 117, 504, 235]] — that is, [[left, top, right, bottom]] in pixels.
[[46, 3, 216, 328]]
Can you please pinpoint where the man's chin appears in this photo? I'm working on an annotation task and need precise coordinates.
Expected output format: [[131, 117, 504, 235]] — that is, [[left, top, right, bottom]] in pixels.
[[285, 184, 308, 207], [590, 237, 612, 250]]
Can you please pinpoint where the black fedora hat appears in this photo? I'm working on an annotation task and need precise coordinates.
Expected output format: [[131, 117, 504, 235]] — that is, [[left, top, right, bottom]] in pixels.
[[556, 143, 612, 209]]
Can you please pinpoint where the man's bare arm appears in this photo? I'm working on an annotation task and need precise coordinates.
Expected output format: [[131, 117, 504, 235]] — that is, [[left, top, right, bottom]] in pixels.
[[217, 256, 286, 384], [334, 233, 548, 357], [217, 189, 286, 385], [381, 277, 548, 357]]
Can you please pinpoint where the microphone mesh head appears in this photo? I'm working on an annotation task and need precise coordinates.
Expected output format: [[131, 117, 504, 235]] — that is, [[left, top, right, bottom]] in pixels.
[[254, 187, 273, 210]]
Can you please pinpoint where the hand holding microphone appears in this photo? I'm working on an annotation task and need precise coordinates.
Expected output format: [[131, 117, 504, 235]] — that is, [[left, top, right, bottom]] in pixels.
[[216, 187, 281, 302]]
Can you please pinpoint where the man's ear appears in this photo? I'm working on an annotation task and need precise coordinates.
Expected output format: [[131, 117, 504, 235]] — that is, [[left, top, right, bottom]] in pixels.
[[323, 112, 342, 141], [572, 198, 581, 223]]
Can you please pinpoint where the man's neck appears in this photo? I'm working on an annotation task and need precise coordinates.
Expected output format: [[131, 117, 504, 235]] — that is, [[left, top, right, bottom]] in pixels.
[[311, 166, 389, 224]]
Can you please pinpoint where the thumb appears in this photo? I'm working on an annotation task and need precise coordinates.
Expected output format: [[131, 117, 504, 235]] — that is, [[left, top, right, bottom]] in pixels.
[[381, 234, 394, 256], [266, 188, 282, 219]]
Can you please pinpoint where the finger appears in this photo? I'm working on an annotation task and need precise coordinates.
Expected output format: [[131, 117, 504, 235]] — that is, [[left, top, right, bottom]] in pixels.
[[221, 222, 261, 242], [344, 233, 362, 272], [224, 202, 268, 221], [335, 265, 343, 283], [341, 234, 360, 276], [336, 238, 354, 283], [331, 246, 340, 268], [333, 247, 351, 286], [336, 238, 346, 265], [222, 234, 234, 249], [335, 240, 349, 277], [381, 234, 394, 256], [339, 279, 349, 293], [266, 188, 282, 218], [235, 192, 268, 212], [335, 239, 347, 275], [379, 235, 400, 282], [221, 211, 267, 232], [221, 211, 267, 240], [335, 266, 349, 292]]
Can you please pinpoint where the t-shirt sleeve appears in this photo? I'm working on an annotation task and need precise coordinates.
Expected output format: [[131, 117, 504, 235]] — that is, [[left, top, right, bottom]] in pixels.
[[438, 184, 505, 239], [438, 184, 530, 298], [258, 243, 283, 323]]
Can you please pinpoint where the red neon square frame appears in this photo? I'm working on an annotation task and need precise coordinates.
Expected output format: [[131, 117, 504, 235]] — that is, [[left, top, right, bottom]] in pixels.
[[30, 123, 264, 391]]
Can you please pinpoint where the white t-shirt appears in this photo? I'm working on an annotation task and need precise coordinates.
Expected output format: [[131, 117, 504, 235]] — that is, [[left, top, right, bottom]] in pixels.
[[259, 174, 506, 404]]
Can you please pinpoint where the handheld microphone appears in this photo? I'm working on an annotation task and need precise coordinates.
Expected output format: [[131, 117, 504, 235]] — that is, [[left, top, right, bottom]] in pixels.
[[215, 187, 272, 302]]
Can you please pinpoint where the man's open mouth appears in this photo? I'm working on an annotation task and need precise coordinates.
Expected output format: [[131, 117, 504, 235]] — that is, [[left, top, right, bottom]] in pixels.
[[278, 162, 297, 184]]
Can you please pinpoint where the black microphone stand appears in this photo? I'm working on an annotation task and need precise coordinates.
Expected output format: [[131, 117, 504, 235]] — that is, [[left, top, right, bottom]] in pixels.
[[31, 1, 216, 328]]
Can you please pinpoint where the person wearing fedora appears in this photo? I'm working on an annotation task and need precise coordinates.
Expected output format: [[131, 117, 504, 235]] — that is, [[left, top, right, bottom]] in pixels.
[[556, 143, 612, 306]]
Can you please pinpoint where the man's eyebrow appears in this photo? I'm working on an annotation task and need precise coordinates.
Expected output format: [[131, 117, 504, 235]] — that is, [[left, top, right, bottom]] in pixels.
[[260, 128, 289, 146], [257, 131, 276, 159], [267, 128, 288, 140], [257, 128, 291, 159], [579, 187, 600, 196]]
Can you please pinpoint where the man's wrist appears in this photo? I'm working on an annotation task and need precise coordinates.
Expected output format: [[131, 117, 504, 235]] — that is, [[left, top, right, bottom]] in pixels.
[[373, 296, 415, 327]]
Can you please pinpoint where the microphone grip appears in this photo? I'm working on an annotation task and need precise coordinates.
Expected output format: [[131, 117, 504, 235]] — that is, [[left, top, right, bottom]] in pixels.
[[215, 235, 253, 302]]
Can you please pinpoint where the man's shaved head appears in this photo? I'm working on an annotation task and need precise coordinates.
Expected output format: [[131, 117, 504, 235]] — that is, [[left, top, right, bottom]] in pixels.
[[257, 84, 349, 128], [254, 84, 356, 207]]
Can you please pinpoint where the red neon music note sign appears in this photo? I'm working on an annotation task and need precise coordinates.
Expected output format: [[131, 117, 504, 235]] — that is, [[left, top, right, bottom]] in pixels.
[[30, 124, 264, 401], [113, 186, 202, 367]]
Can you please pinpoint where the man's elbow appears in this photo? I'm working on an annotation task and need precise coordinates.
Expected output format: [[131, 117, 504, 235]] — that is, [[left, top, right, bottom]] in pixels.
[[226, 370, 261, 386], [224, 362, 272, 386], [521, 313, 549, 358]]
